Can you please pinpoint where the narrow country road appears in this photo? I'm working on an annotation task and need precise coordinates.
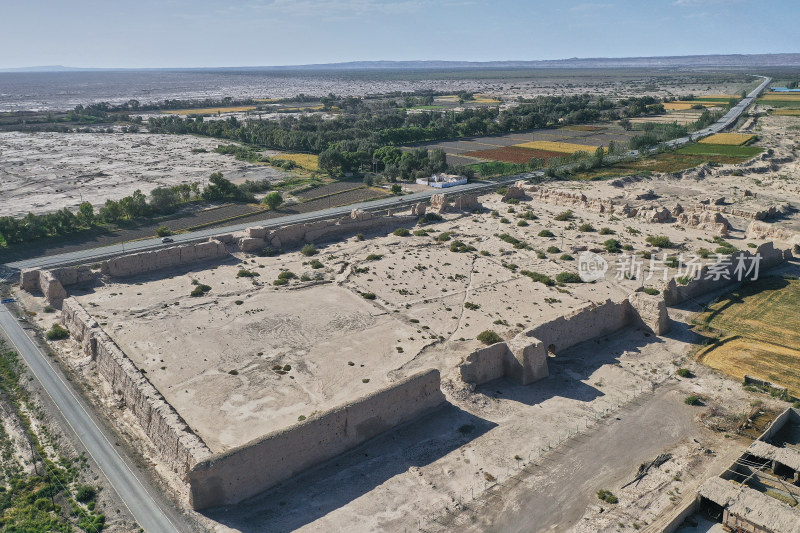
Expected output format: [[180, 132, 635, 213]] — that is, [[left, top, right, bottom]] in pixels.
[[0, 305, 184, 533]]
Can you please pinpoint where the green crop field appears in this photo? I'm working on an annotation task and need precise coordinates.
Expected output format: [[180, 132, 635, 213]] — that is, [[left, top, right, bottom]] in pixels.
[[675, 143, 763, 158]]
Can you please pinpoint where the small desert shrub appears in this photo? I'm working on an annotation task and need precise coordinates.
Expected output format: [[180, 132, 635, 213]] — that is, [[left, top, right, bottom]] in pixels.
[[578, 223, 595, 232], [393, 228, 411, 237], [228, 369, 239, 375], [499, 217, 510, 224], [43, 305, 55, 313], [642, 287, 660, 296], [676, 275, 692, 285], [556, 272, 582, 284], [554, 210, 574, 221], [450, 240, 476, 253], [546, 246, 560, 254], [273, 278, 289, 286], [75, 485, 97, 504], [437, 232, 453, 242], [362, 378, 370, 383], [538, 229, 555, 238], [520, 270, 555, 286], [477, 330, 502, 345], [603, 239, 622, 253], [646, 235, 675, 248], [597, 489, 618, 504], [237, 269, 258, 278], [517, 220, 529, 227], [301, 243, 318, 256], [277, 271, 297, 280], [258, 246, 281, 257], [684, 395, 701, 406], [676, 368, 692, 378], [309, 259, 324, 269], [234, 300, 244, 305], [599, 227, 614, 235], [464, 302, 480, 310], [413, 229, 428, 236], [46, 324, 70, 340], [418, 212, 443, 225], [365, 254, 383, 261], [361, 292, 376, 300], [559, 254, 574, 261], [190, 284, 211, 297]]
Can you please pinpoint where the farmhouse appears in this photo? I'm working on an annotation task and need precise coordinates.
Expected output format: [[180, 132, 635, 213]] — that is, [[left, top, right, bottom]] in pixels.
[[416, 172, 468, 188]]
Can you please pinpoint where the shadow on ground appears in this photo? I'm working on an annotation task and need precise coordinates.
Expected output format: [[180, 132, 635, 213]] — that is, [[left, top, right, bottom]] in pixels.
[[200, 403, 495, 532]]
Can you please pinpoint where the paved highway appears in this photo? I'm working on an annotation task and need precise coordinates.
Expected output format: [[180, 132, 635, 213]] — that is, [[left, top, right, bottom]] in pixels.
[[0, 306, 183, 533]]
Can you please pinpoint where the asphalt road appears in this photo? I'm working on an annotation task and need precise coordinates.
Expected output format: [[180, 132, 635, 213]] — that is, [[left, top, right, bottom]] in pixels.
[[0, 305, 183, 533], [5, 173, 531, 271]]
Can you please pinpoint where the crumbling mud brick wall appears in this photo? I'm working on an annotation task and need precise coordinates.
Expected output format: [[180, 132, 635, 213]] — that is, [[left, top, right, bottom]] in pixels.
[[19, 265, 95, 307], [661, 242, 788, 306], [60, 298, 212, 474], [235, 211, 418, 252], [460, 293, 669, 386], [100, 239, 228, 278], [187, 369, 446, 510]]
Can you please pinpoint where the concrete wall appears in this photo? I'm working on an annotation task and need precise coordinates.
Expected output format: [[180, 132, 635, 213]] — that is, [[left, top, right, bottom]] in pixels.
[[188, 369, 446, 510], [662, 242, 787, 306], [61, 298, 213, 473], [100, 239, 228, 278]]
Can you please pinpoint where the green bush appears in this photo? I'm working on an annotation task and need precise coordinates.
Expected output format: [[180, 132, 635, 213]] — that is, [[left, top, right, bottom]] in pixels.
[[477, 330, 502, 345], [578, 223, 595, 232], [520, 270, 555, 286], [603, 239, 622, 253], [684, 395, 701, 406], [676, 368, 692, 378], [393, 228, 411, 237], [599, 227, 614, 235], [437, 232, 453, 242], [597, 489, 618, 504], [546, 246, 561, 254], [517, 220, 529, 227], [646, 235, 675, 248], [301, 243, 318, 256], [361, 292, 376, 300], [46, 324, 69, 341], [450, 240, 476, 253], [464, 302, 480, 310], [554, 210, 574, 221], [538, 229, 555, 238], [642, 287, 660, 296], [556, 272, 582, 284], [74, 485, 97, 504], [309, 259, 324, 269], [277, 271, 297, 280], [418, 212, 443, 225], [258, 246, 281, 257], [559, 254, 574, 261], [155, 226, 172, 237], [237, 269, 258, 278], [365, 254, 383, 261], [190, 283, 211, 296], [413, 229, 428, 236]]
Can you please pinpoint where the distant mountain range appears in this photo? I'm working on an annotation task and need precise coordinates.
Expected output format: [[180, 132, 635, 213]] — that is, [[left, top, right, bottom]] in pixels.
[[2, 54, 799, 73]]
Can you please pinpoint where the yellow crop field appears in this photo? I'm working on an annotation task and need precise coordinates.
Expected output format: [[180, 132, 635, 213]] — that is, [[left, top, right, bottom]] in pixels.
[[663, 101, 717, 110], [698, 338, 800, 396], [701, 94, 740, 99], [473, 95, 501, 104], [271, 153, 319, 171], [698, 133, 755, 146], [163, 106, 257, 115], [694, 276, 800, 394], [760, 93, 800, 101], [255, 98, 279, 102], [513, 140, 599, 154], [773, 109, 800, 116]]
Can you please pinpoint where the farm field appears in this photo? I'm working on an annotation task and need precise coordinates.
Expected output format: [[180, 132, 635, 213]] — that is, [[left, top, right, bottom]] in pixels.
[[773, 109, 800, 116], [698, 133, 755, 145], [630, 110, 704, 125], [663, 102, 718, 110], [695, 276, 800, 394], [675, 143, 763, 158], [401, 125, 636, 166], [514, 140, 599, 153], [292, 180, 367, 200], [163, 105, 258, 115], [463, 146, 564, 164], [271, 152, 320, 170]]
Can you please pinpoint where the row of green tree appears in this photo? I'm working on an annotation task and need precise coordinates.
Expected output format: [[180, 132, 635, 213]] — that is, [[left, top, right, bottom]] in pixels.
[[0, 173, 262, 245]]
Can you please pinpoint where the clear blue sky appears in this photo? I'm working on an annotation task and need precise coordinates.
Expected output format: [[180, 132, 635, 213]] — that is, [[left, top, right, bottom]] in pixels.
[[1, 0, 798, 68]]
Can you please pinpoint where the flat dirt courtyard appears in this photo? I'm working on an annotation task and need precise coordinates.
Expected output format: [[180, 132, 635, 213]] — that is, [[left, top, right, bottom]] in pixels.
[[76, 276, 428, 452]]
